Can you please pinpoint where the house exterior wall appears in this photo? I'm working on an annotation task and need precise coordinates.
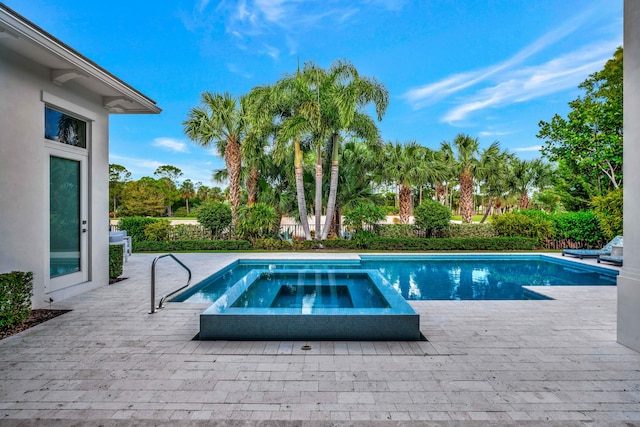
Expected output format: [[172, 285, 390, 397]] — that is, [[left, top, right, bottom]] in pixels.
[[0, 47, 110, 308], [618, 0, 640, 352]]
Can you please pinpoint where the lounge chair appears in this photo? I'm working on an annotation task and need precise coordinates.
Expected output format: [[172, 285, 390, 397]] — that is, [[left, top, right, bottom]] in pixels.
[[562, 235, 623, 259], [598, 254, 623, 266]]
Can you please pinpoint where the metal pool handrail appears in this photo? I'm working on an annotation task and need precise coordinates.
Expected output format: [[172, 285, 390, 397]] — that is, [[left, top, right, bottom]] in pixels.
[[150, 254, 192, 314]]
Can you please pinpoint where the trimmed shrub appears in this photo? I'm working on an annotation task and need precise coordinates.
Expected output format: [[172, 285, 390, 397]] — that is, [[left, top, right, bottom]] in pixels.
[[321, 237, 537, 251], [236, 203, 280, 241], [172, 224, 208, 240], [491, 212, 553, 243], [134, 240, 252, 252], [143, 219, 172, 241], [197, 201, 232, 238], [253, 239, 320, 250], [0, 271, 33, 328], [551, 211, 604, 245], [592, 189, 623, 240], [118, 217, 160, 243], [414, 200, 451, 237], [109, 245, 123, 281], [374, 224, 416, 238], [343, 203, 386, 232], [446, 223, 496, 238]]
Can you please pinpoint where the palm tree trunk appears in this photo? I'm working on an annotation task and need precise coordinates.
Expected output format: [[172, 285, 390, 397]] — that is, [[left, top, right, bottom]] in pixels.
[[321, 134, 339, 240], [294, 141, 312, 240], [186, 198, 190, 215], [314, 145, 322, 240], [399, 182, 412, 224], [247, 166, 259, 206], [460, 169, 474, 223], [480, 197, 493, 223], [225, 136, 242, 226], [519, 192, 529, 209]]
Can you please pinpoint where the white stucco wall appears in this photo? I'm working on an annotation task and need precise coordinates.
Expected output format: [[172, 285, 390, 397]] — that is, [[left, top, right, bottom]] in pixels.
[[618, 0, 640, 352], [0, 47, 110, 308]]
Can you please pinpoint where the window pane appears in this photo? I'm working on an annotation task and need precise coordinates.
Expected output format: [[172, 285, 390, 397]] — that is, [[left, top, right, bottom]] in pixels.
[[50, 156, 81, 278], [45, 107, 87, 148]]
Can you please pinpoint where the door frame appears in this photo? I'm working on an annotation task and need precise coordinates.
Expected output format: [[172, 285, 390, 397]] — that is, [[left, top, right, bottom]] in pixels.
[[45, 145, 89, 292]]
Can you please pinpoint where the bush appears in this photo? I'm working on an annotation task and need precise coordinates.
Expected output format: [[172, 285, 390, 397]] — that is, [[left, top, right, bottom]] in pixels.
[[491, 212, 553, 243], [321, 237, 537, 251], [172, 224, 208, 240], [134, 240, 252, 252], [0, 271, 33, 328], [253, 238, 319, 250], [236, 203, 280, 241], [109, 245, 123, 281], [592, 189, 623, 240], [551, 211, 604, 245], [197, 202, 232, 238], [414, 200, 451, 236], [143, 219, 172, 241], [374, 224, 416, 238], [118, 217, 160, 243], [343, 203, 386, 232], [446, 223, 496, 238]]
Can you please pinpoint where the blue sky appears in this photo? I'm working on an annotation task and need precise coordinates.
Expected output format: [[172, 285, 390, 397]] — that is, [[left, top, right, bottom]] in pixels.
[[9, 0, 622, 186]]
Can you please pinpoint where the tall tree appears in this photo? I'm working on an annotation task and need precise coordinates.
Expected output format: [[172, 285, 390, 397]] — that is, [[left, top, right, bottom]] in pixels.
[[475, 143, 510, 222], [108, 164, 131, 217], [538, 47, 623, 194], [179, 179, 196, 215], [442, 134, 480, 223], [184, 92, 246, 225], [319, 60, 389, 240], [508, 158, 553, 209], [381, 141, 433, 224], [154, 165, 182, 217]]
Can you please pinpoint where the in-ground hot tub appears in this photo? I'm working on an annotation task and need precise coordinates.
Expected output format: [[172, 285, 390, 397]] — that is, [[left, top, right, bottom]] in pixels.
[[199, 269, 420, 340]]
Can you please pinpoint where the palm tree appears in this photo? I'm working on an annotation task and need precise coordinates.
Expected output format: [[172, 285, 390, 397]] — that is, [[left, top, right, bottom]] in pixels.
[[179, 179, 196, 215], [267, 72, 319, 240], [508, 158, 553, 209], [183, 92, 246, 225], [332, 139, 383, 235], [475, 142, 511, 222], [442, 134, 480, 223], [381, 141, 434, 224], [319, 60, 389, 240]]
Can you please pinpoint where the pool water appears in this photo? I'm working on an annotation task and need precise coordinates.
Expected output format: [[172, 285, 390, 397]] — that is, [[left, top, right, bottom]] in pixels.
[[174, 255, 618, 303], [231, 272, 389, 309]]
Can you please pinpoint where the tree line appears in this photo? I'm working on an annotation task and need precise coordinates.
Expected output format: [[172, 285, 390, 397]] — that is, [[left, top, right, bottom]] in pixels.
[[110, 49, 623, 240]]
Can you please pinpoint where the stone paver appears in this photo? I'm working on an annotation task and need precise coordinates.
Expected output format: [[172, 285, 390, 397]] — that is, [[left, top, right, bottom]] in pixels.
[[1, 252, 638, 426]]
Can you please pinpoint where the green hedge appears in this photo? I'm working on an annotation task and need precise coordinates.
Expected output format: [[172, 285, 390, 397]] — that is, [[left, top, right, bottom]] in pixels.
[[118, 217, 161, 242], [0, 271, 33, 328], [134, 240, 252, 252], [321, 237, 537, 251], [109, 245, 123, 281], [253, 238, 319, 250], [373, 224, 417, 238], [446, 223, 497, 238]]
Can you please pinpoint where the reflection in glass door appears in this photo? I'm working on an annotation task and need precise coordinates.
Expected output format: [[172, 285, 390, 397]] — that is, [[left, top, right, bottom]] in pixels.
[[50, 156, 81, 278]]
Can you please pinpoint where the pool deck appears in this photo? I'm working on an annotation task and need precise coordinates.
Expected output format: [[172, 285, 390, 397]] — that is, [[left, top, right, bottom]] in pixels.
[[1, 252, 638, 426]]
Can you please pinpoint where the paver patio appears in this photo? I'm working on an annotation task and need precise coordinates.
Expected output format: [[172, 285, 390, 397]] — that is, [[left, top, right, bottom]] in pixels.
[[1, 252, 639, 426]]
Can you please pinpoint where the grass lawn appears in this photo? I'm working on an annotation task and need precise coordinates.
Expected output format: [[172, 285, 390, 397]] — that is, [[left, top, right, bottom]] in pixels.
[[451, 215, 485, 222]]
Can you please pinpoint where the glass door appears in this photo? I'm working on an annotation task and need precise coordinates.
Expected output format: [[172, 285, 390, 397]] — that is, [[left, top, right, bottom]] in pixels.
[[49, 153, 88, 291]]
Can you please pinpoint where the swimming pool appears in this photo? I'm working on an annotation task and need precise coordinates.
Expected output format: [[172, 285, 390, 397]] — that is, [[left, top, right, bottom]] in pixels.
[[174, 255, 618, 303]]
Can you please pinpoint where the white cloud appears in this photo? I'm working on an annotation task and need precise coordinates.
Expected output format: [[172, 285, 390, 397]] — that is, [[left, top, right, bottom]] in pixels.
[[152, 138, 190, 153], [479, 130, 511, 137], [403, 10, 591, 110], [442, 40, 618, 123], [514, 145, 543, 153]]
